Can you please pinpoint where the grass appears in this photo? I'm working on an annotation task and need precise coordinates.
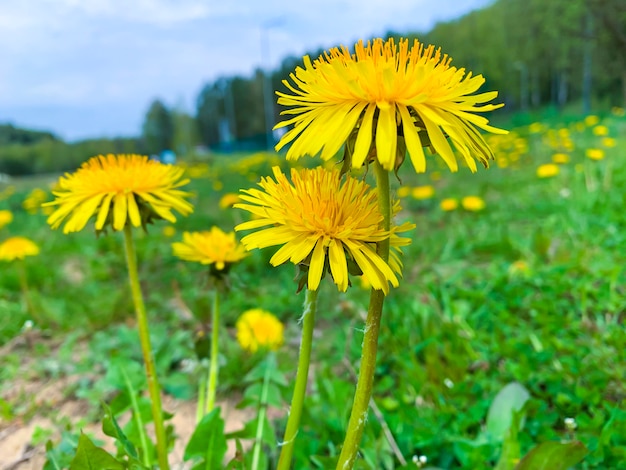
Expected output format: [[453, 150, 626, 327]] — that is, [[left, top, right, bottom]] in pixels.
[[1, 109, 626, 468]]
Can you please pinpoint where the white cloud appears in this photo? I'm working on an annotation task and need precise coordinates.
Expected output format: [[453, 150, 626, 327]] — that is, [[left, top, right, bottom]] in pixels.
[[1, 0, 493, 139]]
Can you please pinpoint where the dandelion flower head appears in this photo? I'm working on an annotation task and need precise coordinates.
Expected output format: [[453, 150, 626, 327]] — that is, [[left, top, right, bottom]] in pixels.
[[411, 185, 435, 200], [236, 308, 284, 353], [440, 198, 459, 211], [586, 149, 605, 161], [0, 236, 39, 261], [536, 164, 559, 179], [235, 166, 411, 293], [45, 154, 193, 234], [275, 37, 507, 174], [0, 210, 13, 229], [461, 196, 486, 212], [172, 227, 247, 271]]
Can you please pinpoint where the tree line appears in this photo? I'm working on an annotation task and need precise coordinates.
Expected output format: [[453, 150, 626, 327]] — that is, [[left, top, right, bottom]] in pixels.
[[183, 0, 625, 151], [2, 0, 624, 175]]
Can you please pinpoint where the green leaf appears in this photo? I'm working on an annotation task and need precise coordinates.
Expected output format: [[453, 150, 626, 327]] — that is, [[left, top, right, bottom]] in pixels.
[[515, 441, 588, 470], [486, 382, 530, 441], [494, 408, 523, 470], [69, 434, 125, 470], [184, 408, 227, 469], [101, 403, 140, 460]]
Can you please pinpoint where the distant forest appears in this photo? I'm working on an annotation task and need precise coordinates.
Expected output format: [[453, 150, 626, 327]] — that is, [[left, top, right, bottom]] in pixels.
[[1, 0, 625, 175]]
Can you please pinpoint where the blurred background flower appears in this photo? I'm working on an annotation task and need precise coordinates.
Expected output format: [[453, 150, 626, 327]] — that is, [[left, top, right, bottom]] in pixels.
[[236, 309, 284, 353]]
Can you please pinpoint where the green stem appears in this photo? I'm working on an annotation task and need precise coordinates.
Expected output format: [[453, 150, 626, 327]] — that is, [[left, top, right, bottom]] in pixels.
[[122, 225, 170, 470], [277, 288, 319, 470], [251, 355, 273, 470], [336, 161, 391, 470], [205, 289, 220, 413], [197, 367, 207, 424]]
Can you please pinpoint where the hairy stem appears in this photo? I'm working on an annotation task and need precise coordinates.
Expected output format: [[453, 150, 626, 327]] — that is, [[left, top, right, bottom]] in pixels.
[[123, 225, 169, 470], [277, 288, 319, 470], [336, 161, 391, 470], [206, 289, 220, 413]]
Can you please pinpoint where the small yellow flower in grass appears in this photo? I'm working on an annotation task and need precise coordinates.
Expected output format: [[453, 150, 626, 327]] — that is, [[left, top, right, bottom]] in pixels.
[[45, 154, 193, 234], [275, 37, 506, 173], [552, 153, 569, 164], [235, 166, 412, 293], [219, 193, 241, 209], [172, 227, 247, 271], [162, 225, 176, 238], [557, 128, 569, 138], [602, 137, 616, 148], [584, 115, 599, 126], [411, 185, 435, 200], [236, 308, 284, 353], [440, 198, 459, 211], [536, 164, 559, 179], [593, 125, 608, 136], [528, 122, 544, 133], [586, 148, 605, 161], [0, 237, 39, 261], [0, 210, 13, 229], [461, 196, 485, 212], [396, 186, 411, 198]]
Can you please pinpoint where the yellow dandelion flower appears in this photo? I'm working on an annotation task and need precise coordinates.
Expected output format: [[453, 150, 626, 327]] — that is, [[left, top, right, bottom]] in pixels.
[[602, 137, 616, 148], [236, 308, 284, 353], [0, 236, 39, 261], [461, 196, 485, 212], [552, 153, 569, 164], [536, 164, 559, 178], [584, 115, 599, 126], [586, 149, 605, 161], [0, 210, 13, 229], [172, 227, 247, 271], [219, 193, 241, 209], [557, 128, 569, 138], [440, 198, 458, 211], [411, 185, 435, 200], [45, 154, 193, 234], [235, 166, 410, 293], [275, 37, 506, 173], [592, 125, 608, 136], [396, 186, 411, 198], [528, 122, 544, 133], [162, 225, 176, 238]]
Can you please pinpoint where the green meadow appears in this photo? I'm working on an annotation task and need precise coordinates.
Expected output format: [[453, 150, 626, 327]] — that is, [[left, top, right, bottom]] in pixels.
[[1, 109, 626, 469]]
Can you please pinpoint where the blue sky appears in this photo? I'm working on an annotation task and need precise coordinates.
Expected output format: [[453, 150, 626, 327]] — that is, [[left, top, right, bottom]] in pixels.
[[1, 0, 492, 141]]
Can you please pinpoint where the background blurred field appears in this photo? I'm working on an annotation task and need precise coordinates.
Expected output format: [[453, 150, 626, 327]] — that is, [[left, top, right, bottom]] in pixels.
[[1, 109, 626, 468]]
